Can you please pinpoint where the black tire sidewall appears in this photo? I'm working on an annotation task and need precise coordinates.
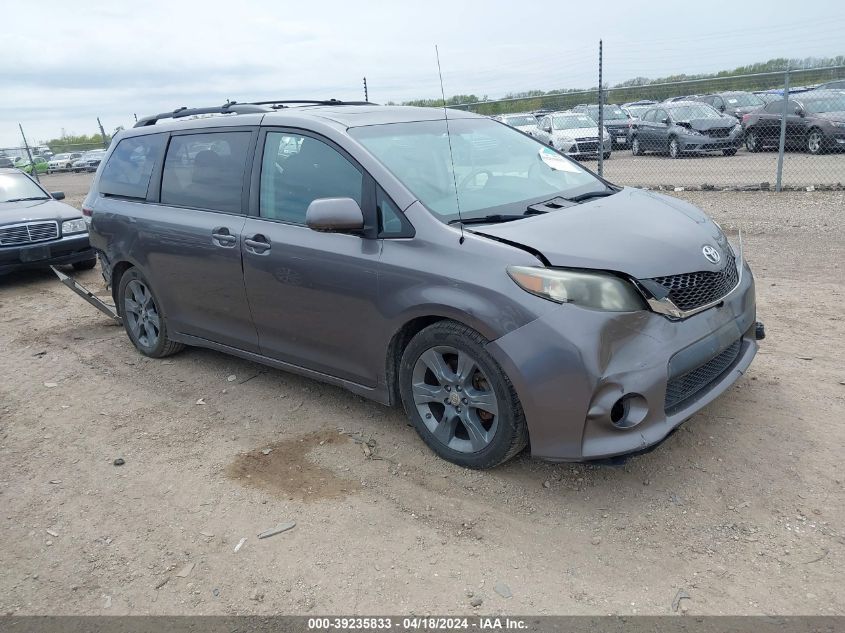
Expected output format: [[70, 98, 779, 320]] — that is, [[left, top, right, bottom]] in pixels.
[[118, 269, 171, 357], [398, 322, 525, 469]]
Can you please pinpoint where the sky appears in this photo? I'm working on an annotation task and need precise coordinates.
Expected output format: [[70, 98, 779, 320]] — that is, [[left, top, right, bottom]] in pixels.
[[2, 0, 843, 146]]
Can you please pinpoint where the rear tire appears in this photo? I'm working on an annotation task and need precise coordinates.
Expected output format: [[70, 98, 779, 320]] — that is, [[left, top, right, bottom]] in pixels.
[[72, 258, 97, 271], [118, 268, 184, 358], [398, 320, 527, 469], [602, 151, 611, 160], [722, 148, 738, 156]]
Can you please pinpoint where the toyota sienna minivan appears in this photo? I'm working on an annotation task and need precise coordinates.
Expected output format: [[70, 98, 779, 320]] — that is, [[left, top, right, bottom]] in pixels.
[[83, 100, 762, 469]]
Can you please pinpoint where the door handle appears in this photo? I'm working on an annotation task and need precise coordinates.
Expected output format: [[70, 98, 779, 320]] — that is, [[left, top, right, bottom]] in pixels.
[[211, 227, 237, 247], [244, 234, 271, 254]]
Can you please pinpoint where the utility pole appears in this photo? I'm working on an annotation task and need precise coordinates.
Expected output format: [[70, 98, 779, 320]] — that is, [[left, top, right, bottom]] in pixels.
[[19, 123, 40, 184], [363, 77, 368, 102], [97, 117, 108, 148], [597, 40, 604, 177], [775, 65, 790, 192]]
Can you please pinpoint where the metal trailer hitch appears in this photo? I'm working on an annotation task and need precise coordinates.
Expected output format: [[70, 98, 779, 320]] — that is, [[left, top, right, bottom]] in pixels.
[[50, 265, 122, 324]]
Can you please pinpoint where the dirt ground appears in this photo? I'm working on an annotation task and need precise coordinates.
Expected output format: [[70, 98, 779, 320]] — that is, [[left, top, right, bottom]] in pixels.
[[1, 173, 843, 616]]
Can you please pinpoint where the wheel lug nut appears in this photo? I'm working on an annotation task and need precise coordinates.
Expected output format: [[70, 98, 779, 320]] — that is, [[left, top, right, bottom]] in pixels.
[[445, 386, 451, 391], [462, 398, 467, 404], [456, 385, 462, 392], [456, 407, 462, 413]]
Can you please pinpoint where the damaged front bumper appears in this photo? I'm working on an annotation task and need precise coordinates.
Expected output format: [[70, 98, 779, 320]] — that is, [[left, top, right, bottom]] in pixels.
[[486, 261, 759, 461]]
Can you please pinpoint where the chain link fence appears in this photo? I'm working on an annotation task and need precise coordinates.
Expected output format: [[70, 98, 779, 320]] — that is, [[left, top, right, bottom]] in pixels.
[[456, 65, 845, 191]]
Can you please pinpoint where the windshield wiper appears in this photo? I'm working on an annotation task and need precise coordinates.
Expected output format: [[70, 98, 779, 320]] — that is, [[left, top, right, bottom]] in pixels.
[[565, 189, 618, 203], [4, 197, 49, 202], [447, 214, 532, 226]]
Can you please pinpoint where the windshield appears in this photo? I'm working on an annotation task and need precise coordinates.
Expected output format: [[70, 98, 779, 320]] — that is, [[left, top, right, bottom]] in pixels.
[[553, 115, 596, 130], [587, 106, 628, 120], [350, 117, 602, 222], [803, 96, 845, 113], [668, 104, 722, 120], [0, 172, 48, 202], [503, 115, 537, 127], [53, 154, 70, 160], [724, 93, 763, 107], [625, 105, 651, 118]]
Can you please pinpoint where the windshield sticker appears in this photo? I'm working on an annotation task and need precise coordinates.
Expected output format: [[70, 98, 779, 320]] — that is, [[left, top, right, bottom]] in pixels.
[[539, 147, 579, 172]]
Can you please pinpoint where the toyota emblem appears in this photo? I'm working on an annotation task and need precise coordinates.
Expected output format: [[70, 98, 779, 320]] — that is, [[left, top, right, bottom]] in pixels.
[[702, 245, 721, 264]]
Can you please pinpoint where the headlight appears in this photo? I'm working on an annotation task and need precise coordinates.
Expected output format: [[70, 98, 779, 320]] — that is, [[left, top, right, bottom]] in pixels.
[[682, 127, 702, 136], [507, 266, 645, 312], [731, 124, 742, 133], [831, 121, 845, 128], [62, 218, 88, 235]]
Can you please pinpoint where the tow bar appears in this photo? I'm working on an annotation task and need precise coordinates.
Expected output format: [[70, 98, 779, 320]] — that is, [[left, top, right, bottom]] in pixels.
[[50, 266, 122, 324]]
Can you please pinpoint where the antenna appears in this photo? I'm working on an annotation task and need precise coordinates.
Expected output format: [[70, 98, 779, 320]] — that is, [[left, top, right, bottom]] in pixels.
[[435, 45, 464, 245]]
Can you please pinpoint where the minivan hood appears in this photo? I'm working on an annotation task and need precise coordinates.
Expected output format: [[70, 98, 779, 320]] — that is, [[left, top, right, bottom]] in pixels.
[[0, 198, 82, 224], [470, 188, 727, 279]]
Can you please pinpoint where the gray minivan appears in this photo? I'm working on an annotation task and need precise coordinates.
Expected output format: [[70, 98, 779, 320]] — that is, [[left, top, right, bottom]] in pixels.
[[84, 100, 762, 468]]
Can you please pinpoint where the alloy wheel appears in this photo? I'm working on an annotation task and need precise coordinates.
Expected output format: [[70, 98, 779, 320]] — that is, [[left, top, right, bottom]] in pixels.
[[124, 279, 161, 348], [411, 345, 499, 454], [669, 138, 680, 158], [631, 137, 640, 155], [807, 131, 823, 154], [746, 131, 758, 152]]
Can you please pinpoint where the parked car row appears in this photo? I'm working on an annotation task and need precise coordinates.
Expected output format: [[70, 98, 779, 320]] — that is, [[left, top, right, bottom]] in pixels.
[[493, 86, 844, 157]]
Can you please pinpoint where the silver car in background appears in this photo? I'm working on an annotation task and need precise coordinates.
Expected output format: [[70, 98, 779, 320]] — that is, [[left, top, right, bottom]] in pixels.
[[534, 112, 611, 159], [494, 112, 540, 137]]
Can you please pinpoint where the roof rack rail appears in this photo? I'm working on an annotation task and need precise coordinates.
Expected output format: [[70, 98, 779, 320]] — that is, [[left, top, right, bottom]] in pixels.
[[250, 99, 374, 109], [133, 99, 375, 127], [133, 101, 270, 127]]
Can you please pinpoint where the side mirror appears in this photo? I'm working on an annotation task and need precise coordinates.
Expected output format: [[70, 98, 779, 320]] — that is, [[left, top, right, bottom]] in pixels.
[[51, 191, 65, 200], [543, 124, 551, 133], [795, 107, 805, 117], [306, 197, 364, 233], [661, 117, 670, 125], [719, 104, 726, 112]]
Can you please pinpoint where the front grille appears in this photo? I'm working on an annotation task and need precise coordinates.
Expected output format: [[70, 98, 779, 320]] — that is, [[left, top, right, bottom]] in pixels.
[[706, 127, 731, 138], [0, 221, 59, 246], [665, 339, 742, 412], [575, 137, 599, 142], [649, 251, 739, 311]]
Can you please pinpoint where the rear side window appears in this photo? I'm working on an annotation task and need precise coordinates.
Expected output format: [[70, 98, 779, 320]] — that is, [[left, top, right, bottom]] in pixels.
[[161, 132, 252, 213], [99, 133, 166, 199]]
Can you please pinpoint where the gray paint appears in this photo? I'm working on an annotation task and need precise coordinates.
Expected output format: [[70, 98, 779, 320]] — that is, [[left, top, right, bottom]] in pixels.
[[86, 105, 759, 462]]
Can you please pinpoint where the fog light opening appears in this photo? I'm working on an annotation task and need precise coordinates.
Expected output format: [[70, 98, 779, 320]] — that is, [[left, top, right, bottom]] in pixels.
[[610, 394, 648, 429]]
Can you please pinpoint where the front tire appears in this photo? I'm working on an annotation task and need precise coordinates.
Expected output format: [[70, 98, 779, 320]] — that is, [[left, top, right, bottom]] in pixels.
[[722, 148, 738, 156], [399, 320, 527, 469], [806, 129, 824, 155], [631, 136, 642, 156], [602, 151, 611, 160], [745, 129, 760, 152], [118, 268, 183, 358], [668, 137, 681, 158]]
